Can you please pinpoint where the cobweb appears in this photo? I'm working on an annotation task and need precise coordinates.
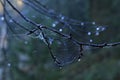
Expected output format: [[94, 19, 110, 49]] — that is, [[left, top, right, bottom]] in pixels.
[[0, 0, 107, 66]]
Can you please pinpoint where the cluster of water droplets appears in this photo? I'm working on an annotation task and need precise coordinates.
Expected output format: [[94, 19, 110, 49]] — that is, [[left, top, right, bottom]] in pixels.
[[0, 16, 12, 68], [50, 14, 106, 44], [87, 22, 106, 43], [0, 16, 14, 24]]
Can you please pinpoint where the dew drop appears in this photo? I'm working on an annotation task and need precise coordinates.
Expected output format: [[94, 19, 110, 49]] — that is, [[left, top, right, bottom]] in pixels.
[[87, 32, 91, 36], [81, 22, 84, 26], [52, 21, 58, 27], [59, 29, 62, 32], [95, 32, 99, 36], [96, 27, 100, 31], [7, 63, 11, 67], [78, 59, 81, 62], [101, 27, 105, 31], [90, 39, 93, 42], [1, 17, 4, 21], [92, 22, 96, 25], [61, 16, 65, 20], [24, 41, 28, 44], [59, 67, 62, 69], [9, 19, 13, 23], [52, 23, 56, 27]]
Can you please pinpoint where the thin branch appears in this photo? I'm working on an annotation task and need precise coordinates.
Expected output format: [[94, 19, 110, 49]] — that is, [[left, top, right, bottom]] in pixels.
[[1, 0, 120, 66]]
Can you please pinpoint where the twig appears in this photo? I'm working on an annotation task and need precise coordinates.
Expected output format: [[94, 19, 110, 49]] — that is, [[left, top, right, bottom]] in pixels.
[[1, 0, 120, 66]]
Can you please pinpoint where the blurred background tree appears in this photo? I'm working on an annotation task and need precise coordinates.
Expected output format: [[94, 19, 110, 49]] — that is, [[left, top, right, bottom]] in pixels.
[[0, 0, 120, 80]]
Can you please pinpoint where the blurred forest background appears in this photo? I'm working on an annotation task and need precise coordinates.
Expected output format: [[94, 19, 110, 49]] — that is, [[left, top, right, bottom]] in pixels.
[[0, 0, 120, 80]]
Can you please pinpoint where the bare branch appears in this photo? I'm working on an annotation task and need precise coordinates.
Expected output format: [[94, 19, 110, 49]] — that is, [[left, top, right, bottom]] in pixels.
[[0, 0, 120, 67]]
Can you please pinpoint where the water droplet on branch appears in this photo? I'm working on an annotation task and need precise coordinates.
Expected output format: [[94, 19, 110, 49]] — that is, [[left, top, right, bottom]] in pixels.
[[88, 32, 91, 36], [0, 16, 4, 21]]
